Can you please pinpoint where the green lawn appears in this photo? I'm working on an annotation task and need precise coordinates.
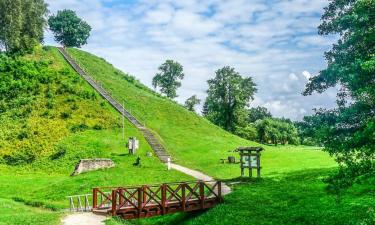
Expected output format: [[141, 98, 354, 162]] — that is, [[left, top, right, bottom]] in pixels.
[[106, 169, 375, 225], [0, 198, 61, 225], [67, 48, 337, 179], [0, 47, 191, 224], [0, 47, 371, 225]]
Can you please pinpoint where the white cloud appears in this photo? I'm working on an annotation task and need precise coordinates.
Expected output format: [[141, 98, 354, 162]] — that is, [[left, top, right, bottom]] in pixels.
[[45, 0, 337, 120], [302, 70, 312, 80]]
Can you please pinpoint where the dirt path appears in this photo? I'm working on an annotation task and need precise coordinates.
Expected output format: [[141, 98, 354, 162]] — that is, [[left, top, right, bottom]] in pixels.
[[170, 163, 232, 195], [61, 213, 106, 225]]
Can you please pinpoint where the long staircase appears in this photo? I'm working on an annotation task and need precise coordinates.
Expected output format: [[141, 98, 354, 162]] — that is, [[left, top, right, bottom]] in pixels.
[[58, 47, 171, 163]]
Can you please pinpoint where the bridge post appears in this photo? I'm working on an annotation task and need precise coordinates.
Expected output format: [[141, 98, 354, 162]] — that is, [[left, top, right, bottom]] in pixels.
[[142, 185, 147, 204], [137, 187, 143, 218], [161, 184, 166, 215], [218, 181, 223, 203], [182, 183, 186, 211], [93, 188, 98, 209], [111, 190, 117, 216], [199, 181, 205, 209]]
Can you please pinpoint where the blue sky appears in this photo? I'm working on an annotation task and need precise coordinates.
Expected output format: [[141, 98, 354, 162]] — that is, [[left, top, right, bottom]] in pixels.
[[45, 0, 338, 120]]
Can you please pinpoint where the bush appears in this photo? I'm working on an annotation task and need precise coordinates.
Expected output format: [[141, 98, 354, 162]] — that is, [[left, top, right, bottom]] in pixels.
[[235, 125, 257, 141], [60, 111, 72, 119], [49, 145, 67, 160], [70, 123, 88, 132]]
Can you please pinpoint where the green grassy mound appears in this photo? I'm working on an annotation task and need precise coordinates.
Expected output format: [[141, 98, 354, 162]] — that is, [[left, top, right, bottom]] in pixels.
[[67, 48, 336, 179], [0, 47, 191, 220]]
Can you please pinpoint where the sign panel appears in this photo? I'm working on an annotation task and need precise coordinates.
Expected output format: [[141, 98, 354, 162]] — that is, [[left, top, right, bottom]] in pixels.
[[242, 156, 258, 167]]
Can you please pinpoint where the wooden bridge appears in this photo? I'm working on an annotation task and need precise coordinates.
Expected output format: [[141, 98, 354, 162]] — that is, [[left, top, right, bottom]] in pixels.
[[92, 180, 223, 219]]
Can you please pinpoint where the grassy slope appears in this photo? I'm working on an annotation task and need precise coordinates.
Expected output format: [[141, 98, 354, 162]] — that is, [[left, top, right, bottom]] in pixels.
[[0, 198, 60, 225], [107, 169, 375, 225], [67, 48, 375, 225], [0, 47, 190, 224], [67, 48, 336, 179]]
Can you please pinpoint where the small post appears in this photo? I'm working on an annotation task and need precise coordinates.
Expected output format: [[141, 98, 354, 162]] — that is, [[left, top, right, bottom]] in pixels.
[[182, 183, 186, 211], [143, 185, 147, 204], [248, 154, 252, 178], [122, 101, 125, 142], [167, 157, 171, 170], [137, 187, 142, 218], [111, 190, 117, 216], [240, 154, 244, 177], [93, 188, 98, 209], [257, 151, 261, 178], [161, 184, 166, 215], [199, 181, 205, 209], [218, 181, 222, 203]]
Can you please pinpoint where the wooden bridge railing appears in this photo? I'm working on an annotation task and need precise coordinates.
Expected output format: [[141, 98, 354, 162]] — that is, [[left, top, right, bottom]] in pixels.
[[92, 180, 222, 219]]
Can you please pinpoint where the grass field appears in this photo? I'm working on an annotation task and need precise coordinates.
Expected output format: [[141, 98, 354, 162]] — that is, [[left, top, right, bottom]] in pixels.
[[0, 47, 372, 225], [67, 48, 337, 179], [106, 169, 375, 225]]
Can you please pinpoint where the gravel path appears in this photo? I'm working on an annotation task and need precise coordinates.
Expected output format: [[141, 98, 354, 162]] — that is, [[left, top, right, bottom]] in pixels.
[[61, 213, 107, 225], [170, 163, 232, 195]]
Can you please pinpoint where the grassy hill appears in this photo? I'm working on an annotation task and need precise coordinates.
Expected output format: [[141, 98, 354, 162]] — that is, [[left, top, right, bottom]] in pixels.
[[0, 46, 372, 224], [0, 46, 191, 224], [67, 48, 336, 179]]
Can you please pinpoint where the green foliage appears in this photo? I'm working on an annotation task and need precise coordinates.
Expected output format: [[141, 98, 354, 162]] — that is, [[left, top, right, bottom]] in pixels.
[[0, 0, 48, 54], [152, 60, 184, 99], [184, 95, 201, 112], [203, 66, 257, 132], [255, 118, 300, 145], [234, 125, 257, 141], [294, 113, 323, 146], [48, 9, 91, 48], [0, 47, 118, 164], [247, 106, 272, 123], [303, 0, 375, 190], [67, 48, 336, 180]]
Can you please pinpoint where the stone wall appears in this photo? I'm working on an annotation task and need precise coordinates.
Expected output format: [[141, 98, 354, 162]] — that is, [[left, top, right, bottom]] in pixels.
[[71, 158, 115, 176]]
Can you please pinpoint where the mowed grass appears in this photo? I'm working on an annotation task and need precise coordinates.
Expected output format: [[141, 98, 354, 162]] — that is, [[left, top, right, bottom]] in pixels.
[[67, 48, 336, 179], [0, 198, 60, 225], [106, 169, 375, 225], [0, 47, 191, 224]]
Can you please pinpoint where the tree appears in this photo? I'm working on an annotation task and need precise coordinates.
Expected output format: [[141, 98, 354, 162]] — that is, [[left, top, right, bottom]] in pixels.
[[203, 66, 257, 132], [184, 95, 201, 112], [0, 0, 48, 54], [248, 106, 272, 123], [152, 60, 184, 99], [255, 118, 299, 145], [48, 9, 91, 48], [303, 0, 375, 192]]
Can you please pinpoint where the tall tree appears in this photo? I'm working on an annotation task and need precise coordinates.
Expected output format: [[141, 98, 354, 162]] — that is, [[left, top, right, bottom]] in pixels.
[[48, 9, 91, 48], [203, 66, 257, 132], [152, 60, 184, 99], [248, 106, 272, 123], [184, 95, 201, 112], [303, 0, 375, 192], [0, 0, 48, 54]]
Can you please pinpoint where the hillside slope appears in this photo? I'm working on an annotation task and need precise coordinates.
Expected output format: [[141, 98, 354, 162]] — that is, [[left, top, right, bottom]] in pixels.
[[67, 48, 336, 179], [0, 47, 190, 214]]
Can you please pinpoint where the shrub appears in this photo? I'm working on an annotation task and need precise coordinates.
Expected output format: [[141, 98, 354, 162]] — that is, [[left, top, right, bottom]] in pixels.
[[70, 123, 88, 132], [60, 111, 72, 119]]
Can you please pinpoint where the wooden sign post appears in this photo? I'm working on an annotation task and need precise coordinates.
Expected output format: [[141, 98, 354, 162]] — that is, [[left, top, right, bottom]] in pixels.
[[235, 147, 263, 178]]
